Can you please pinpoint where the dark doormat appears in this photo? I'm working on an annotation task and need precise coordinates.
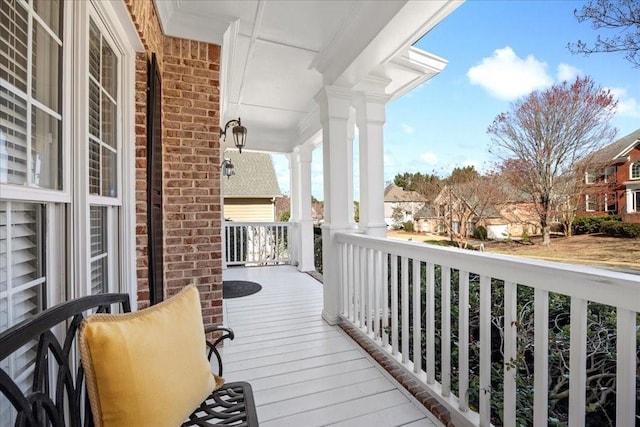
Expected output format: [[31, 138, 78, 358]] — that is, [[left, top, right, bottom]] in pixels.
[[223, 281, 262, 299]]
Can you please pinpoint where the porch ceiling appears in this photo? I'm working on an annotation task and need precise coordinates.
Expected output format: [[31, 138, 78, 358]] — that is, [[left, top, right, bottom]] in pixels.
[[154, 0, 462, 153]]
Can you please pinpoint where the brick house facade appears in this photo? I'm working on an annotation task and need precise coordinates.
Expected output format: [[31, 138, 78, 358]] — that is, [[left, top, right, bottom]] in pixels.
[[579, 129, 640, 223], [124, 1, 223, 327]]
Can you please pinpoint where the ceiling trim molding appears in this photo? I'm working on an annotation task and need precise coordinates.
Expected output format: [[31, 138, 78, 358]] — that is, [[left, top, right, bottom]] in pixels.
[[221, 19, 240, 124]]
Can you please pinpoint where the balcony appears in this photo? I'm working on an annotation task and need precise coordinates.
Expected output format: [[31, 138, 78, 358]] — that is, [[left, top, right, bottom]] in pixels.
[[223, 232, 639, 426], [220, 265, 442, 426]]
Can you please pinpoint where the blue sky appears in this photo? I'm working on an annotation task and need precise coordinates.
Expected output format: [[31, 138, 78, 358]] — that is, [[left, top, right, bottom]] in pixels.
[[273, 0, 640, 200]]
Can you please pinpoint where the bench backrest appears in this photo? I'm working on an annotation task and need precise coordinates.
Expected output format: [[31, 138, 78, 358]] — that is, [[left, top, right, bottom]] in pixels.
[[0, 294, 130, 427]]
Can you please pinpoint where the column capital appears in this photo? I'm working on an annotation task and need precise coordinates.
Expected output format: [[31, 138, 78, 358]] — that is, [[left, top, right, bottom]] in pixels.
[[355, 91, 391, 125], [293, 143, 314, 163], [314, 86, 354, 122]]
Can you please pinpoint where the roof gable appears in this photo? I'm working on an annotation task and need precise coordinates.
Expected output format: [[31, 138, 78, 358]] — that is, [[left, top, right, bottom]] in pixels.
[[586, 128, 640, 164], [223, 151, 282, 198]]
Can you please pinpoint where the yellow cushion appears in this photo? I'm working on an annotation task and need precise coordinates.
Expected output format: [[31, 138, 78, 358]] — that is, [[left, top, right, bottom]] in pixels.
[[79, 285, 222, 427]]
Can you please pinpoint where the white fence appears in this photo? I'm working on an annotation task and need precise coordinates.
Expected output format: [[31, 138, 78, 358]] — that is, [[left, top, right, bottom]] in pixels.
[[336, 232, 639, 427], [224, 222, 291, 266]]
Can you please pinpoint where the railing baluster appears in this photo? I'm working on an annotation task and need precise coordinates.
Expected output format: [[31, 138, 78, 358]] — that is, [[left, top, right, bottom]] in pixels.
[[441, 266, 451, 397], [374, 250, 381, 342], [479, 274, 491, 426], [503, 281, 517, 426], [360, 247, 366, 331], [533, 288, 549, 426], [616, 308, 636, 426], [391, 255, 399, 356], [412, 259, 421, 374], [348, 244, 354, 322], [568, 297, 587, 427], [367, 249, 374, 335], [382, 252, 389, 348], [401, 257, 409, 364], [426, 262, 435, 385], [341, 242, 348, 317], [354, 246, 361, 328], [458, 270, 470, 412]]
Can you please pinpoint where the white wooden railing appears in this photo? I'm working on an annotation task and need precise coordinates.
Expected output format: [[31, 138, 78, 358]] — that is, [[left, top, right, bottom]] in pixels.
[[336, 232, 639, 427], [224, 222, 291, 266]]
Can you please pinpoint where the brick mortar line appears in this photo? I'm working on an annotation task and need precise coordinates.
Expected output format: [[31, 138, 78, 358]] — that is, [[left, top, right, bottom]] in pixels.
[[339, 322, 455, 427]]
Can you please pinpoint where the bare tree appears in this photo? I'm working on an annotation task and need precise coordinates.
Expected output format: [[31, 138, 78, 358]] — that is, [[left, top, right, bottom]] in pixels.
[[436, 173, 507, 247], [568, 0, 640, 67], [488, 76, 617, 245]]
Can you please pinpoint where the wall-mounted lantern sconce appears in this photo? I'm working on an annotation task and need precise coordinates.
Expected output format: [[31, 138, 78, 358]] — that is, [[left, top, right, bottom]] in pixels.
[[221, 158, 235, 179], [220, 118, 247, 153]]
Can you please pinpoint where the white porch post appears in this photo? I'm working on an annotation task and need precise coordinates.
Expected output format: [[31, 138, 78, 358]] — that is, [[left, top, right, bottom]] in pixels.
[[290, 144, 315, 271], [356, 91, 390, 237], [315, 86, 354, 325], [288, 153, 300, 265]]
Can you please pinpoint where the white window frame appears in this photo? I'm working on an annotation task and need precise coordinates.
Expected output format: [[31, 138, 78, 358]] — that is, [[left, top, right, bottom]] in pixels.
[[604, 166, 616, 183], [68, 0, 139, 302], [585, 170, 596, 184], [630, 161, 640, 180], [585, 195, 597, 212]]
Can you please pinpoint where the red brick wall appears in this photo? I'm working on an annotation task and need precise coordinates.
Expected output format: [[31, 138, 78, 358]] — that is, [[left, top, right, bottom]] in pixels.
[[162, 39, 223, 327], [124, 1, 223, 328]]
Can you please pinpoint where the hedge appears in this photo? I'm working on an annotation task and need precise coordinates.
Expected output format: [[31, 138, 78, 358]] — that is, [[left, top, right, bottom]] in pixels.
[[600, 220, 640, 238], [573, 215, 621, 235]]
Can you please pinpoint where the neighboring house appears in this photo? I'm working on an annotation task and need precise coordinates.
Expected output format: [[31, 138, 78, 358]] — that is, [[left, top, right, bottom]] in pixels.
[[413, 205, 436, 233], [223, 151, 282, 222], [431, 184, 539, 239], [383, 184, 427, 227], [578, 129, 640, 223]]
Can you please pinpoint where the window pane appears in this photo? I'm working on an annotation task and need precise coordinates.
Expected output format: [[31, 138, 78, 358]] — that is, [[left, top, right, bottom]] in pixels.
[[0, 202, 6, 294], [90, 206, 107, 295], [33, 0, 61, 37], [31, 107, 60, 189], [0, 87, 28, 185], [89, 139, 100, 194], [89, 80, 100, 138], [102, 97, 115, 148], [101, 40, 117, 99], [32, 20, 60, 112], [10, 203, 44, 287], [89, 20, 100, 81], [0, 0, 29, 92], [90, 206, 105, 257], [101, 147, 116, 197]]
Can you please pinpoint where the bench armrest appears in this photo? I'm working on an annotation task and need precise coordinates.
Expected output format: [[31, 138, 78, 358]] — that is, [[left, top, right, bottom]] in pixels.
[[204, 325, 234, 376]]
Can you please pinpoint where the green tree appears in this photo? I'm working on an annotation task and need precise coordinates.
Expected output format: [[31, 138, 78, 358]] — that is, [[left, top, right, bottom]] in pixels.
[[569, 0, 640, 67], [446, 165, 480, 184], [393, 172, 441, 200]]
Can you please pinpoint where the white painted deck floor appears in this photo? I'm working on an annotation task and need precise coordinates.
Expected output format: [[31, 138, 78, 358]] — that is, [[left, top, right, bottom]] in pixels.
[[221, 265, 441, 427]]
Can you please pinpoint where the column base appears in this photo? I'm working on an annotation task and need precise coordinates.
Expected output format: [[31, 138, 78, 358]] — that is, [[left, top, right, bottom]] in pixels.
[[322, 310, 340, 326]]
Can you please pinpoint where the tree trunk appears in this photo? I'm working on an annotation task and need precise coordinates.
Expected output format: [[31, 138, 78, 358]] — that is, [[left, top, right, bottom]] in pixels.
[[542, 224, 551, 245]]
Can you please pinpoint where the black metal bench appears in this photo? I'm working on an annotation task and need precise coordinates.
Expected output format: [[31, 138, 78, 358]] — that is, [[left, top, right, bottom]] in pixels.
[[0, 293, 258, 426]]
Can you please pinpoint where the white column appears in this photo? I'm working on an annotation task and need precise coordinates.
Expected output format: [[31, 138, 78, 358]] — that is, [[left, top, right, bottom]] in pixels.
[[289, 144, 315, 271], [288, 153, 300, 265], [315, 86, 354, 325], [356, 91, 390, 237]]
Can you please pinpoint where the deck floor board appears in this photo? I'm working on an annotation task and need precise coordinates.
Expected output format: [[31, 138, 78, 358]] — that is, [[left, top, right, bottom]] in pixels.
[[221, 265, 440, 426]]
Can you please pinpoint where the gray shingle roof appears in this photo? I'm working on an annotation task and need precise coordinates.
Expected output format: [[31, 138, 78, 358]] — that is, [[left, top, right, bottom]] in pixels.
[[585, 128, 640, 164], [223, 151, 282, 198], [384, 184, 427, 202]]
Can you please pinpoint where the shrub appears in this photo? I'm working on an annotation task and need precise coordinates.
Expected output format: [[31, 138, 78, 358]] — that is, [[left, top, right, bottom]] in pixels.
[[473, 225, 488, 240], [600, 220, 640, 238], [573, 215, 621, 234], [279, 211, 290, 222], [403, 221, 414, 232]]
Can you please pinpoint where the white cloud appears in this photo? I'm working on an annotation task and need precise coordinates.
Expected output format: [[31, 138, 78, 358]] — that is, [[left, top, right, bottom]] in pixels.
[[467, 46, 553, 100], [401, 123, 415, 135], [556, 63, 582, 82], [420, 152, 438, 165], [609, 87, 640, 118]]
